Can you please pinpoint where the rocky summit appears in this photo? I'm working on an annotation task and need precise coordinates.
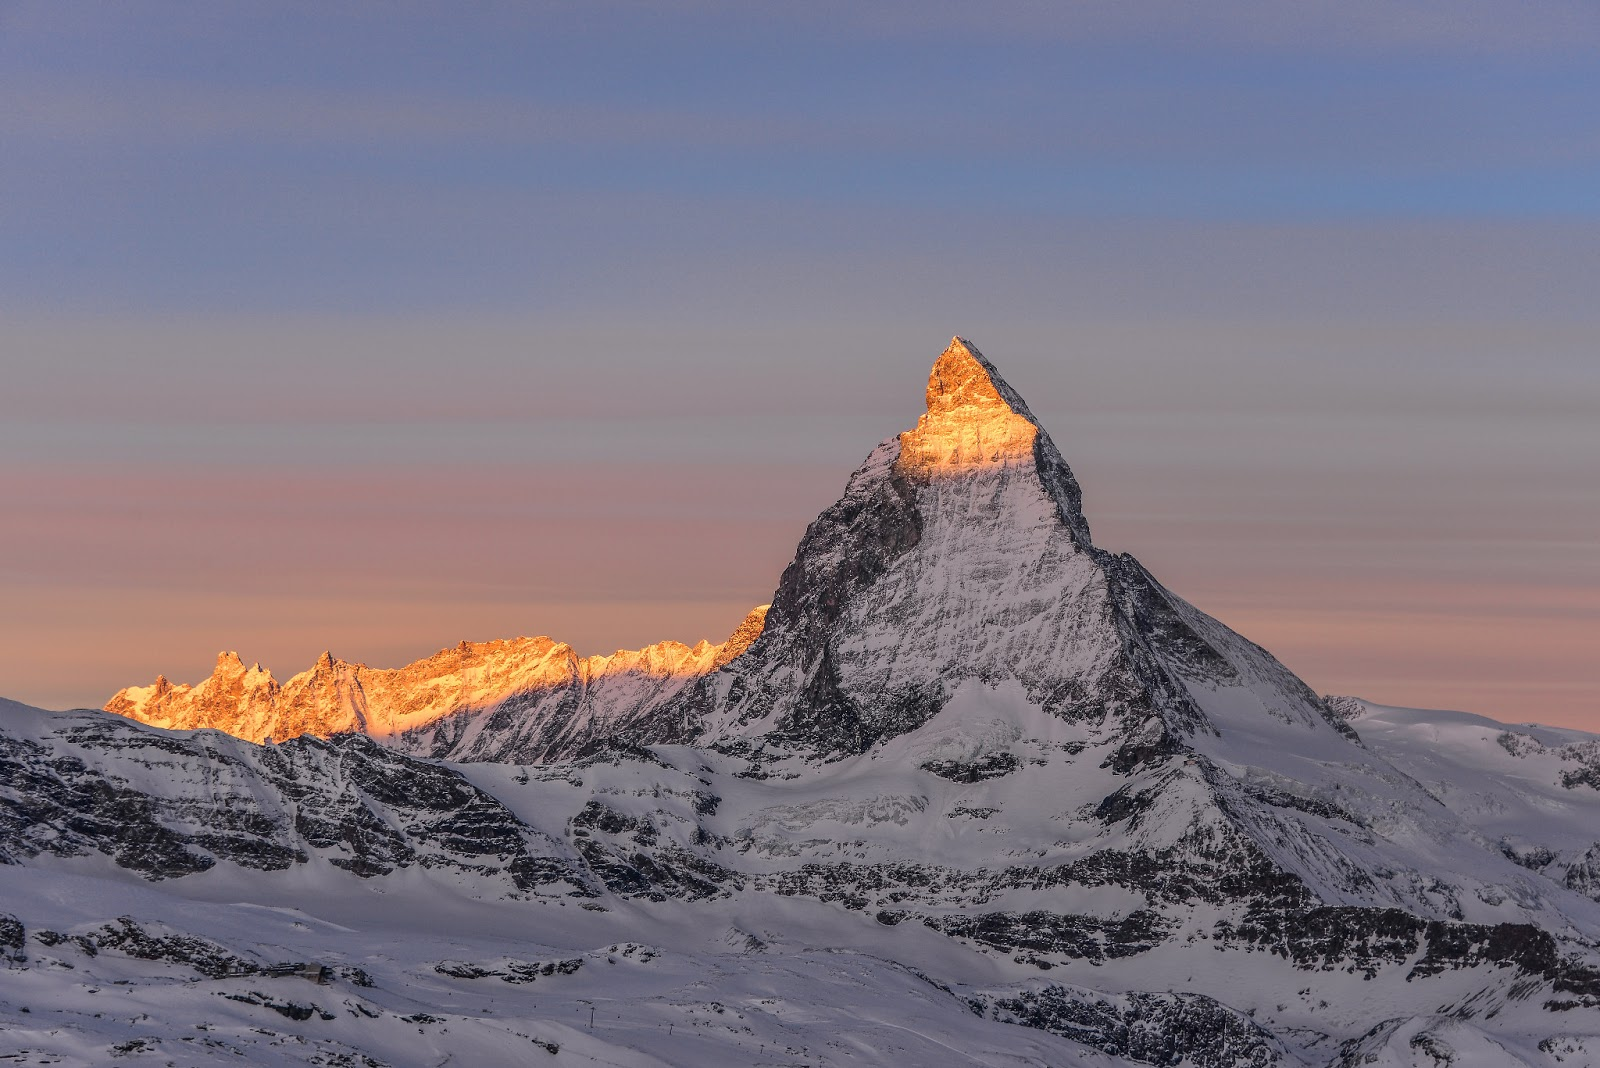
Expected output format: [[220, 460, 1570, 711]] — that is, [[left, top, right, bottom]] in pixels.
[[5, 337, 1600, 1066]]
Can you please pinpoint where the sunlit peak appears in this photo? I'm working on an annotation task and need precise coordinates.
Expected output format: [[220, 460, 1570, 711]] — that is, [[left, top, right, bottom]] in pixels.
[[896, 336, 1039, 476]]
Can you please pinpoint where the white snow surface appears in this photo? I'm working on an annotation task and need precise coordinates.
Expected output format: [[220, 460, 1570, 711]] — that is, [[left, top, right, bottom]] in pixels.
[[8, 688, 1600, 1066]]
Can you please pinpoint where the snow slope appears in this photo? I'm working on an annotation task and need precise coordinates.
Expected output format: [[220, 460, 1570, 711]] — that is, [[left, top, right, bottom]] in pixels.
[[9, 686, 1600, 1065], [1332, 698, 1600, 906]]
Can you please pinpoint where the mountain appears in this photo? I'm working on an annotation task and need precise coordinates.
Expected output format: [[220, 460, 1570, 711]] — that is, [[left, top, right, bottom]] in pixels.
[[679, 338, 1352, 766], [105, 606, 768, 758], [108, 338, 1343, 771], [1327, 697, 1600, 904], [5, 337, 1600, 1067]]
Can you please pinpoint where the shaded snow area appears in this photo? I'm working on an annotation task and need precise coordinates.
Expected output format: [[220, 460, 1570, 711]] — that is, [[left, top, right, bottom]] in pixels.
[[8, 688, 1600, 1066], [8, 339, 1600, 1066], [0, 866, 1116, 1067]]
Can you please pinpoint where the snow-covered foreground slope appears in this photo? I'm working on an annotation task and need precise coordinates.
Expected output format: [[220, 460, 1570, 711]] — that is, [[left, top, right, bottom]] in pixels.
[[6, 338, 1600, 1066], [9, 686, 1600, 1066], [0, 863, 1127, 1067]]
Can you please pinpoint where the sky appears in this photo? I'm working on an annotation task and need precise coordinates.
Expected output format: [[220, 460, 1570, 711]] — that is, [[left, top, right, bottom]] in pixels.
[[2, 2, 1597, 726]]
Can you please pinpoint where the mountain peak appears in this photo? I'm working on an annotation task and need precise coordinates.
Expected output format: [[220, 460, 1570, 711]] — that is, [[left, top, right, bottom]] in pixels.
[[924, 337, 1016, 413], [899, 336, 1042, 476]]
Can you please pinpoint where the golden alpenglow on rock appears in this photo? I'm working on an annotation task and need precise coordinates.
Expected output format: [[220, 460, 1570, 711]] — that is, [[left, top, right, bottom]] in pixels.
[[104, 605, 769, 747], [895, 337, 1041, 476]]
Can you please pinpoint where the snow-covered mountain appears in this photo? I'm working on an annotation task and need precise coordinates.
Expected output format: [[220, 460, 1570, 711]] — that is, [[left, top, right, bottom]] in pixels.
[[4, 338, 1599, 1067], [1327, 697, 1600, 906]]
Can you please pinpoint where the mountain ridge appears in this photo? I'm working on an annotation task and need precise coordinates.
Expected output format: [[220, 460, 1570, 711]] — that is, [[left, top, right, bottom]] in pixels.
[[104, 606, 770, 747], [102, 338, 1346, 769]]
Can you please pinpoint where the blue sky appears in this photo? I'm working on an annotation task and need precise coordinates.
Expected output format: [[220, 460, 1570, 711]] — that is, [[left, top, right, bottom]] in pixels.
[[6, 2, 1600, 314], [2, 2, 1598, 723]]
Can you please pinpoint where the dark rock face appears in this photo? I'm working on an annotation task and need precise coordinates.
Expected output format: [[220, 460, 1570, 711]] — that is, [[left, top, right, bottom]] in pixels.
[[1093, 780, 1168, 825], [1565, 844, 1600, 901], [32, 929, 97, 956], [990, 986, 1290, 1067], [1026, 838, 1314, 912], [31, 917, 267, 980], [1561, 763, 1600, 791], [569, 800, 739, 900], [435, 957, 584, 983], [1214, 905, 1561, 983], [678, 438, 940, 759], [222, 991, 334, 1022], [0, 732, 225, 878], [928, 910, 1170, 964], [1501, 841, 1557, 871], [735, 823, 1313, 923], [920, 752, 1019, 782], [89, 917, 260, 980], [0, 913, 24, 965], [0, 712, 590, 895]]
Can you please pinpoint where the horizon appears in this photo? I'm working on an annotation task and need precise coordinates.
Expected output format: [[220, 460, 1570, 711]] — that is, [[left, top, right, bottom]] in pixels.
[[3, 3, 1597, 727]]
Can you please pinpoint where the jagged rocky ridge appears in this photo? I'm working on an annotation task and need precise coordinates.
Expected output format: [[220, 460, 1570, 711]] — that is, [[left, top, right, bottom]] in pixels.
[[5, 338, 1600, 1066], [106, 606, 769, 761]]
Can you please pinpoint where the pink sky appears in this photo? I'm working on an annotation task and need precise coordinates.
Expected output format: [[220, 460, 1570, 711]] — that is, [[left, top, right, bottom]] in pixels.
[[3, 318, 1595, 727]]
